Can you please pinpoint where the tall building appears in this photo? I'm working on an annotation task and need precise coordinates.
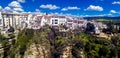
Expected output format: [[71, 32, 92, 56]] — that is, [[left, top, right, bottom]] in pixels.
[[0, 12, 3, 30], [1, 12, 30, 30]]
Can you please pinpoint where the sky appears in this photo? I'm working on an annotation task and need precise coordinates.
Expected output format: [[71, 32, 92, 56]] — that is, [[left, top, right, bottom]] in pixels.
[[0, 0, 120, 17]]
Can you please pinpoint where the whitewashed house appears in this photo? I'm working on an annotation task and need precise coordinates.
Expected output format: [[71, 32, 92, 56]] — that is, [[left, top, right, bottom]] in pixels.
[[50, 15, 66, 26], [0, 12, 88, 31], [35, 14, 87, 30], [31, 15, 41, 29], [0, 12, 3, 30], [36, 15, 67, 27], [66, 16, 74, 29], [66, 17, 87, 30]]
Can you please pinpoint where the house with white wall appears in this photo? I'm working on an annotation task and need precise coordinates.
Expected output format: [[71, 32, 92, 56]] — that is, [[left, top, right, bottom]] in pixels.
[[36, 15, 67, 27], [0, 12, 3, 30], [1, 12, 30, 30], [35, 14, 87, 30], [1, 12, 87, 31]]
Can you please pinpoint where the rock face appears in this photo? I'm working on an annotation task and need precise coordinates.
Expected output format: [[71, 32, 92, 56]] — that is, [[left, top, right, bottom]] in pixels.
[[24, 43, 51, 58], [0, 28, 85, 58], [0, 44, 4, 58], [60, 46, 72, 58], [24, 45, 84, 58]]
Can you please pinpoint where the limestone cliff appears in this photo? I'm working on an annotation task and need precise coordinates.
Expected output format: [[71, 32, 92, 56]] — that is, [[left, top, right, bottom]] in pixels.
[[24, 43, 51, 58]]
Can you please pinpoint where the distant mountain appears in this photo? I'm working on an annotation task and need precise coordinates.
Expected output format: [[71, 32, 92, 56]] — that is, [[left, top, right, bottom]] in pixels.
[[83, 16, 120, 20]]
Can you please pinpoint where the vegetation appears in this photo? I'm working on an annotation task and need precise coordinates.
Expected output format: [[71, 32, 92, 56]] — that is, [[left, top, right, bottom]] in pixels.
[[10, 29, 34, 58], [0, 25, 120, 58], [98, 19, 120, 34]]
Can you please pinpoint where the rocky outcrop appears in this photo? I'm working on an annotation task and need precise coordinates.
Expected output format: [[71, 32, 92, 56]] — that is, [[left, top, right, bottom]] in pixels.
[[60, 46, 72, 58], [0, 44, 4, 58], [24, 43, 51, 58]]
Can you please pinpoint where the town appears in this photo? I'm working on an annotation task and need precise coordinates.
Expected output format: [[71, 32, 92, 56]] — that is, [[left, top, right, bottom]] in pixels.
[[0, 12, 120, 58], [0, 12, 108, 35], [0, 0, 120, 58]]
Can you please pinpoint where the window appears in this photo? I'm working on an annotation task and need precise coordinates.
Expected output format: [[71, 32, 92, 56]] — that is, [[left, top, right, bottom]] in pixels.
[[55, 22, 58, 24], [55, 19, 58, 21], [52, 19, 58, 24]]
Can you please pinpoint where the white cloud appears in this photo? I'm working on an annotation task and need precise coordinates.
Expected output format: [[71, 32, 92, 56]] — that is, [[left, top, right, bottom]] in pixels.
[[0, 6, 3, 11], [35, 9, 40, 12], [4, 0, 25, 13], [83, 14, 113, 17], [61, 8, 68, 11], [31, 9, 44, 15], [13, 11, 19, 13], [112, 1, 120, 4], [4, 6, 12, 12], [50, 12, 63, 15], [108, 14, 112, 16], [85, 5, 103, 11], [61, 6, 80, 11], [110, 10, 117, 14], [18, 0, 26, 3], [3, 1, 24, 13], [35, 9, 41, 14], [67, 6, 80, 10], [8, 1, 22, 8], [40, 4, 59, 10], [13, 8, 24, 12]]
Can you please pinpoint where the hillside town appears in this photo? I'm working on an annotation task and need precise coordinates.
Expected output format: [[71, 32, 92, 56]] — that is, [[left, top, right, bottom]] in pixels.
[[0, 12, 108, 35], [0, 0, 120, 58]]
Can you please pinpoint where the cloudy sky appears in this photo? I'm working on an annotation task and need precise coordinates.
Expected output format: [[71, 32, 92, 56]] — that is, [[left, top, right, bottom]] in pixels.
[[0, 0, 120, 16]]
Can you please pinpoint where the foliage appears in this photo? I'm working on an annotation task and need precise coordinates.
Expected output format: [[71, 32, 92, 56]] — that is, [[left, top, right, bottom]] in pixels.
[[10, 29, 34, 58], [3, 25, 120, 58], [85, 22, 95, 33], [74, 32, 119, 58]]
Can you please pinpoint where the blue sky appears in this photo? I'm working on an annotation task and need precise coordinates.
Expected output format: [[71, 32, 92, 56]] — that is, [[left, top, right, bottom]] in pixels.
[[0, 0, 120, 16]]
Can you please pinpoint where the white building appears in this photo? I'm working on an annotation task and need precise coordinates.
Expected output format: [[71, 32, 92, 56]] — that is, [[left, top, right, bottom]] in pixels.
[[1, 12, 30, 30], [36, 15, 67, 27], [35, 14, 87, 30], [0, 12, 3, 30], [0, 12, 87, 31], [50, 15, 66, 26], [66, 17, 87, 30]]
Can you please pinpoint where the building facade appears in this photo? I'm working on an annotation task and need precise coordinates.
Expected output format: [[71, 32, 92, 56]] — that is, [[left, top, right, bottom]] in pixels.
[[0, 12, 88, 31]]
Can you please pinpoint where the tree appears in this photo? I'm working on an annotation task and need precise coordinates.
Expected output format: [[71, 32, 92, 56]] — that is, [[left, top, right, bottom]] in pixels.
[[85, 23, 95, 33], [87, 50, 98, 58], [7, 26, 15, 33], [109, 48, 118, 58], [98, 46, 110, 57], [111, 36, 120, 46]]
